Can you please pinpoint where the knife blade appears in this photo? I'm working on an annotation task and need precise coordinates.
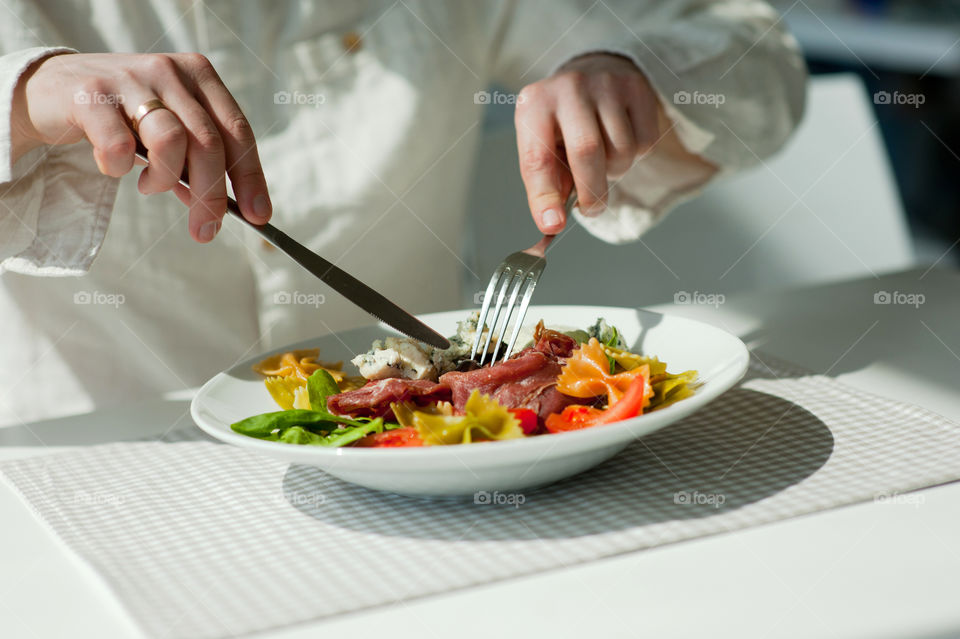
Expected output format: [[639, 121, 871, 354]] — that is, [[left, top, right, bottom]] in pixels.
[[133, 138, 450, 350]]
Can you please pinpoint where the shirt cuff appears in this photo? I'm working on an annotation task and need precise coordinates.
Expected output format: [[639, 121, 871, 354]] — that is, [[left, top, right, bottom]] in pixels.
[[0, 46, 77, 183]]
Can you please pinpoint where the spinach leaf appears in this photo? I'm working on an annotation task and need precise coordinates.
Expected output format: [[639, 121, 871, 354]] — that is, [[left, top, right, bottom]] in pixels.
[[604, 327, 619, 374], [277, 419, 384, 447], [231, 409, 339, 437], [307, 369, 341, 413]]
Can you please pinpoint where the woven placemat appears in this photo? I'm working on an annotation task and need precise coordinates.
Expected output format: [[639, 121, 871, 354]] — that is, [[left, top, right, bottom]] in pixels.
[[3, 353, 959, 638]]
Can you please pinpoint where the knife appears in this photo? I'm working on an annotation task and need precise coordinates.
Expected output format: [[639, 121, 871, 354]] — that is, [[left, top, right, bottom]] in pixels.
[[133, 138, 450, 350]]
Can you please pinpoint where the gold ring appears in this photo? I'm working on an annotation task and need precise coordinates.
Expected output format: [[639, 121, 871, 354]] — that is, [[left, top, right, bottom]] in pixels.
[[131, 98, 168, 135]]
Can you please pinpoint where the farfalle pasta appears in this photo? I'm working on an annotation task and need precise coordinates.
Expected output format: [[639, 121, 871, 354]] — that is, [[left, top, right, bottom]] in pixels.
[[232, 316, 699, 447]]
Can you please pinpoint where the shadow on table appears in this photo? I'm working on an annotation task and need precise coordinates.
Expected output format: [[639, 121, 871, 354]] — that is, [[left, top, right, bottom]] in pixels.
[[283, 388, 834, 540]]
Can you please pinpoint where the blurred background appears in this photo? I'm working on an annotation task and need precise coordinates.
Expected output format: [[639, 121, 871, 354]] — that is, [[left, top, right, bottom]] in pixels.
[[462, 0, 960, 308]]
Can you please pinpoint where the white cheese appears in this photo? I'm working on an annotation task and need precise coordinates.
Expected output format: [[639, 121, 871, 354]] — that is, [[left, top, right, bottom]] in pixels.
[[351, 337, 437, 381]]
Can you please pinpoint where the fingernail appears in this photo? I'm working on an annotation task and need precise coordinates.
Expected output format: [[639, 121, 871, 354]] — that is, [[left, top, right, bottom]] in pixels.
[[253, 194, 271, 221], [199, 221, 219, 242], [540, 208, 562, 228]]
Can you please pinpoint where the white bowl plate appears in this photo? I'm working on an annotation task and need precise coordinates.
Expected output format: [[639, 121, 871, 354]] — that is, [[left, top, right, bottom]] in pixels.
[[191, 306, 748, 496]]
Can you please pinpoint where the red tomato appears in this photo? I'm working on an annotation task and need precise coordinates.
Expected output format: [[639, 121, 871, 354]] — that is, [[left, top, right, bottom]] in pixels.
[[509, 408, 540, 435], [354, 427, 424, 447], [545, 373, 651, 433], [545, 405, 603, 432]]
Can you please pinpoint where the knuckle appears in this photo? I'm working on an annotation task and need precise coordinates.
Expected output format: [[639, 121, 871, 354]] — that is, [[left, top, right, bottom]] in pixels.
[[103, 136, 135, 159], [77, 77, 109, 99], [595, 70, 620, 91], [182, 52, 212, 71], [559, 70, 588, 91], [516, 83, 544, 109], [520, 145, 555, 174], [197, 194, 228, 217], [191, 126, 223, 156], [223, 112, 255, 144], [141, 54, 176, 76], [230, 167, 265, 187], [153, 123, 187, 149], [569, 135, 602, 160]]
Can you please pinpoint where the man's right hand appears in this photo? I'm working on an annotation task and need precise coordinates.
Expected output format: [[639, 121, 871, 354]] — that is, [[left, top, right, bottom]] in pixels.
[[11, 52, 272, 242]]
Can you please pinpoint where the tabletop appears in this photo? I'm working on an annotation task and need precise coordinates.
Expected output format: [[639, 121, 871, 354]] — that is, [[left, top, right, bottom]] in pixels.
[[1, 266, 958, 639]]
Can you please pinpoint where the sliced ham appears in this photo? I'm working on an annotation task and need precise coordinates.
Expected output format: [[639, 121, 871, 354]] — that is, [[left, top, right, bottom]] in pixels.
[[332, 325, 587, 426], [327, 378, 451, 419], [532, 325, 578, 358], [439, 349, 590, 428]]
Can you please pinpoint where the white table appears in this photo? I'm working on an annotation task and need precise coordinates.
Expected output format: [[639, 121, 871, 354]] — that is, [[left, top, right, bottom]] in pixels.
[[2, 267, 959, 638]]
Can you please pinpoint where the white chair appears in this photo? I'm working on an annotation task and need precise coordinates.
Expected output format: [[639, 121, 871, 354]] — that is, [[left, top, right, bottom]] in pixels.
[[461, 73, 916, 307]]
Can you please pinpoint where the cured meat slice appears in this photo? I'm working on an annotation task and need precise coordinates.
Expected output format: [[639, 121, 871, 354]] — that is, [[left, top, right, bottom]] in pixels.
[[327, 378, 450, 419]]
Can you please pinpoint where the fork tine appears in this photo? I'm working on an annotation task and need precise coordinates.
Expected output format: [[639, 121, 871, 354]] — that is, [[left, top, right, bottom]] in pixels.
[[492, 265, 526, 362], [470, 263, 506, 360], [477, 268, 517, 365], [502, 266, 544, 360]]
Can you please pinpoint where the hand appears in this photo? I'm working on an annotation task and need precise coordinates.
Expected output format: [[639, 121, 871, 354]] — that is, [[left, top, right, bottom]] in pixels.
[[515, 53, 667, 234], [11, 52, 271, 242]]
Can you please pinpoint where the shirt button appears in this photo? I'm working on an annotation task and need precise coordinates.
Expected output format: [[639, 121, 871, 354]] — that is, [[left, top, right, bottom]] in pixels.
[[341, 31, 362, 53]]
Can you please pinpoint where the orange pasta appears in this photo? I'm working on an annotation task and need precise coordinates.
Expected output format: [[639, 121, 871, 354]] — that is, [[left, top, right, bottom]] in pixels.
[[556, 338, 651, 407]]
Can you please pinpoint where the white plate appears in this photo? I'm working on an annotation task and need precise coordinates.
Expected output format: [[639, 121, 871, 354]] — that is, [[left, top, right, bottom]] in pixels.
[[191, 306, 748, 497]]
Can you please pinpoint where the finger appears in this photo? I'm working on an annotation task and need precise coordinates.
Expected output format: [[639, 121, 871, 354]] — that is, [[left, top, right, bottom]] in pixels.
[[74, 103, 135, 177], [625, 83, 661, 156], [155, 87, 228, 243], [173, 54, 271, 224], [556, 97, 608, 216], [516, 99, 568, 234], [597, 102, 638, 178], [124, 94, 188, 195]]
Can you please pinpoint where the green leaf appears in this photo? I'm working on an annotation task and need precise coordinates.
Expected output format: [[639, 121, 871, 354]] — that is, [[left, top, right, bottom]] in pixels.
[[276, 419, 384, 447], [234, 370, 414, 446], [307, 369, 341, 412], [231, 410, 339, 437]]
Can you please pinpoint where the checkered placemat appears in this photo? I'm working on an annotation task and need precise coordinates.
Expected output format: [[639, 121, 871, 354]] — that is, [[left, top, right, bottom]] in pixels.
[[3, 353, 960, 639]]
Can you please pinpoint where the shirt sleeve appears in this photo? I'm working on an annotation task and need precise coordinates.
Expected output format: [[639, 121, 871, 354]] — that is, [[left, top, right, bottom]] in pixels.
[[485, 0, 807, 244], [0, 44, 119, 276]]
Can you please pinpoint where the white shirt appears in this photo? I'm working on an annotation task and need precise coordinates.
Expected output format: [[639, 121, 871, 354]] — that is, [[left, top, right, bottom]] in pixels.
[[0, 0, 806, 426]]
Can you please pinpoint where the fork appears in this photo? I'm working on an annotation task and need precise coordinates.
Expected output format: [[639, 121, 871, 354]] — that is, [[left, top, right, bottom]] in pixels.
[[470, 190, 578, 365]]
